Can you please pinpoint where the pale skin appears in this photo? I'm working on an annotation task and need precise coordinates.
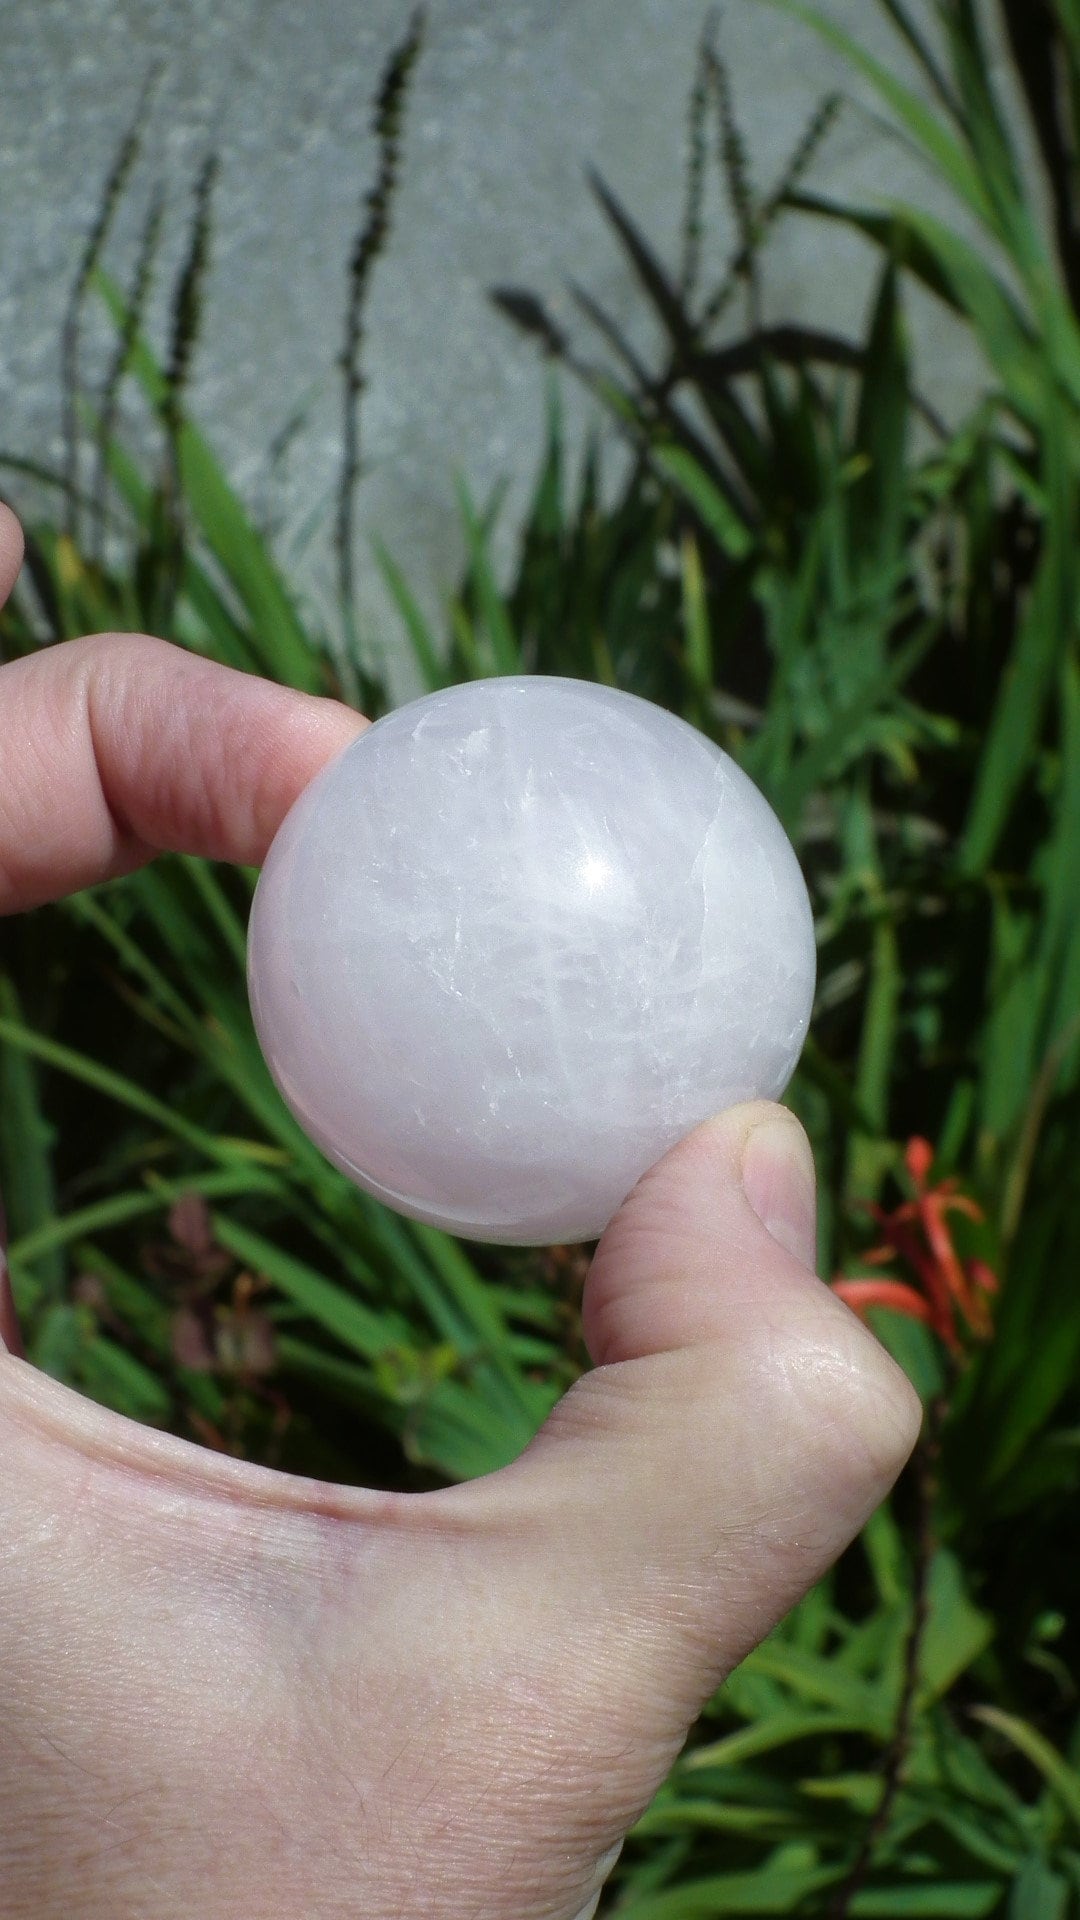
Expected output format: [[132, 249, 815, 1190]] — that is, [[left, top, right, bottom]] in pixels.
[[0, 500, 922, 1919]]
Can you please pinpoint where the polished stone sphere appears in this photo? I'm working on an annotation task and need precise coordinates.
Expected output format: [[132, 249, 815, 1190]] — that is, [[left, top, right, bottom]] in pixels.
[[247, 676, 816, 1245]]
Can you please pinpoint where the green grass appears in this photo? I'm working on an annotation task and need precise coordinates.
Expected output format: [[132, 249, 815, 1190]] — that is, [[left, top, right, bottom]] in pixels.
[[2, 1, 1080, 1910]]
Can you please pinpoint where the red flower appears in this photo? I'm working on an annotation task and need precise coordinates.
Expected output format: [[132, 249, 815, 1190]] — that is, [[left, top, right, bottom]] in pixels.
[[831, 1137, 999, 1354]]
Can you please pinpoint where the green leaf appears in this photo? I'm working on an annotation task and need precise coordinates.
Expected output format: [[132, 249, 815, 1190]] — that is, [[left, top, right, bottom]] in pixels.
[[77, 1336, 174, 1425], [1028, 659, 1080, 1073], [861, 1501, 910, 1609], [630, 1797, 804, 1841], [850, 262, 910, 572], [72, 1244, 174, 1355], [972, 1707, 1080, 1833], [848, 1888, 1001, 1917], [273, 1335, 396, 1420], [80, 413, 272, 677], [408, 1220, 537, 1399], [739, 1638, 892, 1734], [402, 1370, 540, 1480], [685, 1710, 875, 1770], [908, 1796, 1021, 1877], [208, 1215, 410, 1363], [919, 1550, 995, 1702], [375, 539, 449, 690], [1008, 1856, 1069, 1920], [180, 858, 250, 974], [756, 0, 996, 231], [606, 1845, 840, 1915], [651, 443, 754, 560], [774, 619, 939, 830], [30, 1302, 86, 1380], [800, 1770, 881, 1814], [865, 1306, 946, 1406], [877, 0, 962, 119], [784, 194, 1048, 429], [7, 1168, 277, 1270], [0, 971, 63, 1305], [0, 1012, 245, 1168], [961, 399, 1078, 873], [455, 477, 521, 675], [91, 265, 328, 693]]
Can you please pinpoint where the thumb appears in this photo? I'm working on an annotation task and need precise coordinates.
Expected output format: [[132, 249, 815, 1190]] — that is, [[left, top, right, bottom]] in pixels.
[[504, 1100, 922, 1727]]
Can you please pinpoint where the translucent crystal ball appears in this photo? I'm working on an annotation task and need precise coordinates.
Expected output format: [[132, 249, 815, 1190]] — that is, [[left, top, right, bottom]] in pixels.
[[247, 676, 815, 1245]]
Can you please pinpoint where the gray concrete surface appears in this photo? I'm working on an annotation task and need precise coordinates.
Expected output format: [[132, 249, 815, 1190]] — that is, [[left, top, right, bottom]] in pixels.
[[0, 0, 994, 697]]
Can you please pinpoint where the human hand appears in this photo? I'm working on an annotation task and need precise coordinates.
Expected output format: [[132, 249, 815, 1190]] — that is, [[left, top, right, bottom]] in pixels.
[[0, 501, 921, 1919]]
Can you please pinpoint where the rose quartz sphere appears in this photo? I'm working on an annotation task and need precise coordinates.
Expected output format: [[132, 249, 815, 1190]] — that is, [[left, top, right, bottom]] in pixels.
[[247, 676, 815, 1245]]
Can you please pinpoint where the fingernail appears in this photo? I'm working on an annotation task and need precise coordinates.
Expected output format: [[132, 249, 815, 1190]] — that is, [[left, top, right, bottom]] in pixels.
[[741, 1116, 817, 1272]]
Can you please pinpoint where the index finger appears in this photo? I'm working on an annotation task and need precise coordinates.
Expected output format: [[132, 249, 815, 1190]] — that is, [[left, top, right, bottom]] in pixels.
[[0, 547, 369, 914]]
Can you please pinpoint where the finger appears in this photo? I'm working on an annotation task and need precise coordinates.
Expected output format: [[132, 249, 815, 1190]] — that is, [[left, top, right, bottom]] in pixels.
[[0, 502, 25, 609], [498, 1101, 922, 1728], [0, 631, 369, 914]]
